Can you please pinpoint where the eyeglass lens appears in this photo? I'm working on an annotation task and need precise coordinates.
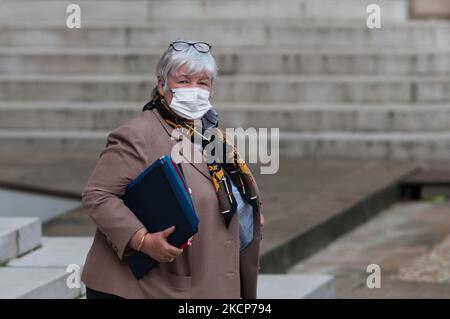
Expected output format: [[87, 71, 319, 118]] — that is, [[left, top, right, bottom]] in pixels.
[[171, 41, 211, 53]]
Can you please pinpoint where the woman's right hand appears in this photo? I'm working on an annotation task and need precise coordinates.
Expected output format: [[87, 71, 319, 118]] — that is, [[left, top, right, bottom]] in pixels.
[[140, 226, 184, 263]]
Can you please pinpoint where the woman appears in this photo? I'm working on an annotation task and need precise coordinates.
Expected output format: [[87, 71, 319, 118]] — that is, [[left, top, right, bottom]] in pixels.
[[81, 40, 264, 299]]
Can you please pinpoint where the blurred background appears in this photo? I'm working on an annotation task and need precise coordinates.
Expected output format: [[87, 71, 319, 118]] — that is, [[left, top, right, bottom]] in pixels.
[[1, 0, 450, 299]]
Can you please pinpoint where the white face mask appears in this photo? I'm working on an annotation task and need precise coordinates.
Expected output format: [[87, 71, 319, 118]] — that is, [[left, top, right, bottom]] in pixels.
[[169, 87, 213, 120]]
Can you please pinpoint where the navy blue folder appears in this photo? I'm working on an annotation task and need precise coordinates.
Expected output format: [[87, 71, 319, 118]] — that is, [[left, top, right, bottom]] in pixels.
[[121, 155, 199, 279]]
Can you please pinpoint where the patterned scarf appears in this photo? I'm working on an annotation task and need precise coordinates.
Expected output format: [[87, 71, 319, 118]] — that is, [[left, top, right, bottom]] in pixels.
[[143, 93, 260, 228]]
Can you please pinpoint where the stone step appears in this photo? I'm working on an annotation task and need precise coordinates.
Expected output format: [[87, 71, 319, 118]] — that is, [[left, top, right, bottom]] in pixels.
[[0, 0, 407, 25], [1, 102, 450, 132], [279, 131, 450, 161], [0, 102, 140, 131], [1, 129, 450, 161], [7, 237, 92, 268], [400, 168, 450, 200], [3, 47, 450, 75], [1, 74, 449, 103], [219, 104, 450, 132], [257, 274, 335, 299], [0, 272, 335, 299], [0, 188, 81, 222], [0, 217, 42, 265], [1, 21, 449, 49], [0, 267, 82, 298], [0, 237, 91, 298], [0, 129, 107, 151]]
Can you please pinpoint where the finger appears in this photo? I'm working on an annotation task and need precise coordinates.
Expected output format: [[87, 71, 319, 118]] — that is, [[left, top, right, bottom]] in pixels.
[[163, 252, 178, 261], [161, 225, 176, 238], [165, 244, 184, 256], [163, 256, 175, 263], [156, 256, 166, 263]]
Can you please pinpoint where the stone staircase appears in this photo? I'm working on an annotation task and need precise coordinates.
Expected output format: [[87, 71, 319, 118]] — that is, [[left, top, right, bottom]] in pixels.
[[0, 0, 408, 24], [0, 217, 42, 264], [0, 234, 90, 299], [2, 0, 450, 161], [0, 217, 88, 299]]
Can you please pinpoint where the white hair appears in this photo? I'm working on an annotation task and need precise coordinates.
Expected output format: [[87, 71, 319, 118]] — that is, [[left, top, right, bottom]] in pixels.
[[156, 40, 218, 92]]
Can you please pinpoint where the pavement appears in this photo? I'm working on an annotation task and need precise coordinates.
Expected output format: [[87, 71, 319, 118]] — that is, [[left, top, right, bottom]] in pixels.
[[289, 200, 450, 298]]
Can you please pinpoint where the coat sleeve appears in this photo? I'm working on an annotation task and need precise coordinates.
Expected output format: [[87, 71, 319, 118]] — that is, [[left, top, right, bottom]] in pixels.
[[240, 208, 262, 299], [81, 123, 148, 260], [240, 168, 263, 299]]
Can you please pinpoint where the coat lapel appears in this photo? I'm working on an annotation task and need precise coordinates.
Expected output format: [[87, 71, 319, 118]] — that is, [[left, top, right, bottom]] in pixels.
[[149, 109, 211, 181]]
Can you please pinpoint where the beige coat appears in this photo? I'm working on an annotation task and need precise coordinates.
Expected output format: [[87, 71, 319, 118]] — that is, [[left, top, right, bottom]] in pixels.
[[81, 108, 262, 299]]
